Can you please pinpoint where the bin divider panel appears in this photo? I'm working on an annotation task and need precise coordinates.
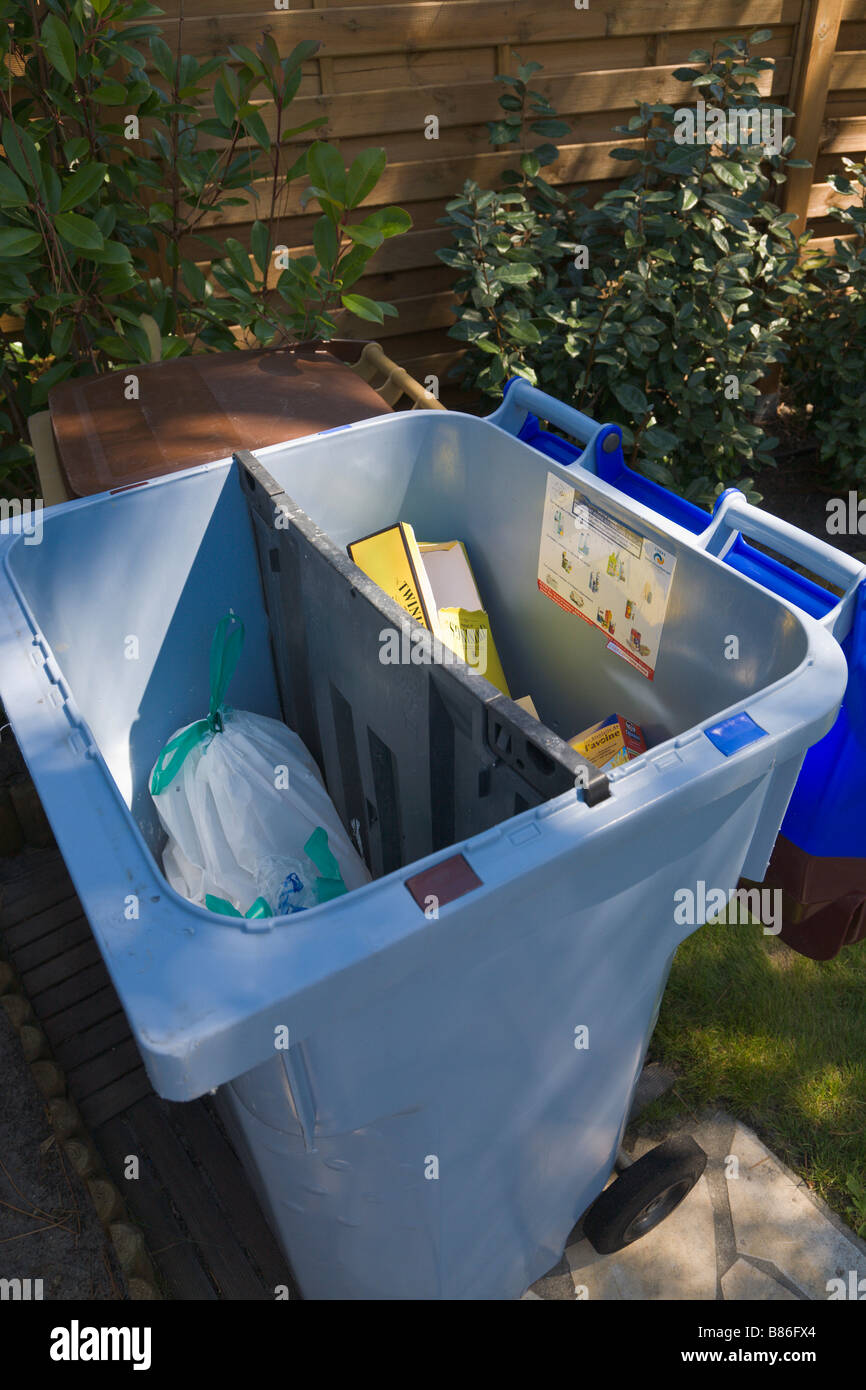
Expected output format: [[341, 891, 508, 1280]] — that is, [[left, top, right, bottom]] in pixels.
[[236, 450, 609, 875]]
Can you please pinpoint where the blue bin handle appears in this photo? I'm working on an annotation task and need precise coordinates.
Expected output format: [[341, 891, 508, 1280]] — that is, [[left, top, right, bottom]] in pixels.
[[487, 379, 614, 471], [702, 490, 866, 639]]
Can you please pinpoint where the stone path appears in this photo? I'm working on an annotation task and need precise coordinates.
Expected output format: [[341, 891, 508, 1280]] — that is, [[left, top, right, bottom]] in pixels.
[[526, 1110, 866, 1301]]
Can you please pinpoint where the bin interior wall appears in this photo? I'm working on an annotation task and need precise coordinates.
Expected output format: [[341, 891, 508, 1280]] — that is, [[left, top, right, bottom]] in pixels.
[[8, 411, 807, 866], [256, 413, 808, 749], [8, 468, 283, 856]]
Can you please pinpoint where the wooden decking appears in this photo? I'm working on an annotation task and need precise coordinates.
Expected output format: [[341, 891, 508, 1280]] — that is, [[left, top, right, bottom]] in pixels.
[[0, 843, 297, 1300]]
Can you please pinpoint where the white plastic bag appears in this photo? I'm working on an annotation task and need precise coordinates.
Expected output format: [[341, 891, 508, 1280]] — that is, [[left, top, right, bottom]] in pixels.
[[150, 615, 370, 918]]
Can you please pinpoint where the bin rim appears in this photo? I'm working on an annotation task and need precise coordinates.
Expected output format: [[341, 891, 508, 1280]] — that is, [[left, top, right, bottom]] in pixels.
[[0, 413, 851, 1096]]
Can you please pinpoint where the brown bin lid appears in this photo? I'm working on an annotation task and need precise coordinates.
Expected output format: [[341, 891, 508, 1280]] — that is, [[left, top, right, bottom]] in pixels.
[[48, 344, 393, 497]]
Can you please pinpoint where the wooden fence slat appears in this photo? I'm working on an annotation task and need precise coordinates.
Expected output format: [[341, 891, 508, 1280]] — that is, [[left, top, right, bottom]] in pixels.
[[830, 47, 866, 83], [185, 59, 791, 150], [146, 0, 803, 46], [820, 111, 866, 151]]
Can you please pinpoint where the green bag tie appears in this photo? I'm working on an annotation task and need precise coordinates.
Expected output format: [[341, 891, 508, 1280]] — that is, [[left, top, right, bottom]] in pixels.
[[205, 894, 273, 919], [203, 830, 346, 921], [304, 827, 348, 904], [151, 613, 245, 795]]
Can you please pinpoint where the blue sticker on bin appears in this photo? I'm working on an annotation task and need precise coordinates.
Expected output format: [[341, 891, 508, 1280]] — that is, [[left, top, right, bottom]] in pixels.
[[705, 711, 767, 756]]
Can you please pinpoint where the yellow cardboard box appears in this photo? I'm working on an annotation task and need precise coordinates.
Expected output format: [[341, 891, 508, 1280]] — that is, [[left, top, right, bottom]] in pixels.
[[568, 713, 647, 771], [348, 523, 510, 696]]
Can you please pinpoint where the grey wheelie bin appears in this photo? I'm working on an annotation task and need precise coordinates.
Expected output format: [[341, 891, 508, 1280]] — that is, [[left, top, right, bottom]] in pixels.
[[0, 384, 858, 1299]]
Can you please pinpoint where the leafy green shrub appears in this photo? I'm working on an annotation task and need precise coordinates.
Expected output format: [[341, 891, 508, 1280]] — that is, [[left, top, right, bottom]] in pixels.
[[437, 56, 584, 400], [439, 35, 812, 505], [0, 0, 409, 494], [784, 158, 866, 493], [206, 135, 410, 346], [138, 36, 410, 349]]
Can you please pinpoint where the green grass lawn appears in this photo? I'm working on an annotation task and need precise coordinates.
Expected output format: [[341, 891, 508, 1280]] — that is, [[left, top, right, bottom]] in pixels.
[[641, 918, 866, 1237]]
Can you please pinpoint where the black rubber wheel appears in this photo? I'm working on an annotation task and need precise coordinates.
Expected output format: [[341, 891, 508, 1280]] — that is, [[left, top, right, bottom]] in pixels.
[[582, 1135, 707, 1255]]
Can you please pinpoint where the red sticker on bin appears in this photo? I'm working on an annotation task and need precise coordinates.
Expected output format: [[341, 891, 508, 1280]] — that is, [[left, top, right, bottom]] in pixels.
[[405, 854, 482, 913]]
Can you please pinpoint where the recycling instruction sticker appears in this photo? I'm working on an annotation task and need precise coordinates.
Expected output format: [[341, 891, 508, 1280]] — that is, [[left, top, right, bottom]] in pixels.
[[537, 472, 676, 680]]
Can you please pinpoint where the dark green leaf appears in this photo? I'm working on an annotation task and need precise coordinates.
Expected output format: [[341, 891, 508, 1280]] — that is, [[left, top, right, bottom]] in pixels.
[[530, 119, 570, 138], [250, 219, 270, 273], [50, 319, 75, 358], [0, 164, 29, 208], [363, 205, 412, 238], [612, 383, 649, 417], [340, 292, 385, 324], [283, 148, 309, 184], [0, 227, 41, 257], [333, 245, 372, 291], [345, 147, 386, 207], [223, 236, 255, 283], [714, 160, 748, 191], [87, 240, 134, 265], [55, 212, 105, 251], [150, 35, 177, 84], [313, 215, 338, 268], [307, 142, 347, 206], [214, 81, 236, 128], [229, 44, 266, 77], [41, 14, 76, 84], [282, 40, 322, 75], [242, 109, 271, 154], [181, 259, 207, 299], [642, 425, 679, 456], [58, 163, 108, 212], [344, 223, 384, 250], [3, 121, 42, 190], [497, 262, 538, 284], [92, 81, 131, 106]]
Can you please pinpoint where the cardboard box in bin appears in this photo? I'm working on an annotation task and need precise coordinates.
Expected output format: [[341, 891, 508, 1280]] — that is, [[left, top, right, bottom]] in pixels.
[[348, 522, 510, 695], [569, 714, 647, 771]]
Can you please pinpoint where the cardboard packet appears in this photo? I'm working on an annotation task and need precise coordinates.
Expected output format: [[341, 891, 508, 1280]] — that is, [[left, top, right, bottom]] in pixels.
[[347, 523, 510, 696], [568, 713, 647, 771]]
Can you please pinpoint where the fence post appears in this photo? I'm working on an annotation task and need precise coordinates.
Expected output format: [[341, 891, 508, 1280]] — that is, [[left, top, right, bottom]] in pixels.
[[783, 0, 845, 239]]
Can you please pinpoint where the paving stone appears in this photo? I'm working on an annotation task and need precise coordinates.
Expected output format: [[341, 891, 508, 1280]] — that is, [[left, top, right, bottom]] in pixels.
[[721, 1258, 800, 1301], [726, 1124, 866, 1301], [564, 1238, 624, 1300]]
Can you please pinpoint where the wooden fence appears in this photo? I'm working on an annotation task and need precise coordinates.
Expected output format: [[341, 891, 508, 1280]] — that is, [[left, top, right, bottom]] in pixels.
[[10, 2, 866, 383], [142, 0, 866, 383]]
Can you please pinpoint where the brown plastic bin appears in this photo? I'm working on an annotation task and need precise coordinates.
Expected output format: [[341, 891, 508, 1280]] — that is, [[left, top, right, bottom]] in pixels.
[[765, 835, 866, 961], [45, 341, 395, 499]]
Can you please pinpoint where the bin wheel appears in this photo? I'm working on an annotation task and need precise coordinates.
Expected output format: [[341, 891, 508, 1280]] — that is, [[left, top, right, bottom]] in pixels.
[[582, 1135, 706, 1255]]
